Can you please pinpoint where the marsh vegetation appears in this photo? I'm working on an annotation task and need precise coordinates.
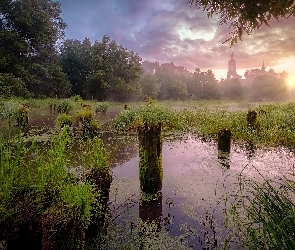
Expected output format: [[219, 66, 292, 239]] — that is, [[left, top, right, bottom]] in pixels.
[[0, 98, 294, 249]]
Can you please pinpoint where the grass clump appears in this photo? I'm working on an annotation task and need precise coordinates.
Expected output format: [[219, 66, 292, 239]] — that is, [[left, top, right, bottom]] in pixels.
[[228, 176, 295, 249], [56, 113, 73, 130], [0, 129, 110, 248], [76, 107, 99, 136], [57, 99, 73, 114], [95, 102, 110, 113], [113, 103, 177, 132]]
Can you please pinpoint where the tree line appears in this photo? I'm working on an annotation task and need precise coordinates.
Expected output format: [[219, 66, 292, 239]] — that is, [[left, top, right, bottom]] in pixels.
[[0, 0, 289, 102]]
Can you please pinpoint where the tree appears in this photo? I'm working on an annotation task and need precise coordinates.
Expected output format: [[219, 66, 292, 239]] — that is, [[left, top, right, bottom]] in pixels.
[[250, 75, 288, 101], [83, 36, 143, 101], [140, 73, 160, 99], [188, 0, 295, 44], [0, 0, 68, 97], [188, 69, 220, 99], [60, 38, 92, 97], [219, 78, 244, 100], [166, 79, 188, 100]]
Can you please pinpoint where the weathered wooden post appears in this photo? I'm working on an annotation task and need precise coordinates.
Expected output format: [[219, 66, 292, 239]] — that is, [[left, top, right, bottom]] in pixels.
[[247, 110, 257, 128], [218, 128, 231, 169], [138, 123, 163, 194], [218, 128, 231, 152], [114, 104, 173, 195]]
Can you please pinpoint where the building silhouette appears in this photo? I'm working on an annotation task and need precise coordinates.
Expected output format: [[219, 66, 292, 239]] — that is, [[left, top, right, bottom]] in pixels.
[[227, 53, 239, 79]]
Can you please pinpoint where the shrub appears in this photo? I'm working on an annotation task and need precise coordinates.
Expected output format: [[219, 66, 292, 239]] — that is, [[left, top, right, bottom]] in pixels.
[[95, 102, 110, 113], [56, 113, 73, 129], [57, 100, 73, 114], [76, 108, 99, 136]]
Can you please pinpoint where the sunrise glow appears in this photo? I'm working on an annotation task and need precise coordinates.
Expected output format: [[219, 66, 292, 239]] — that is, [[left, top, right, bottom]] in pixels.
[[287, 74, 295, 89]]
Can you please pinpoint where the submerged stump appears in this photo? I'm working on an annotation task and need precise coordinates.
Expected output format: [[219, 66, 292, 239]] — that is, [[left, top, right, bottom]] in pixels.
[[138, 123, 163, 194], [85, 168, 112, 238], [218, 128, 231, 153]]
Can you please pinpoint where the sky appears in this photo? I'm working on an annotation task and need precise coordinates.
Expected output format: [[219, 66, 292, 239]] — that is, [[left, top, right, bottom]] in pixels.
[[57, 0, 295, 81]]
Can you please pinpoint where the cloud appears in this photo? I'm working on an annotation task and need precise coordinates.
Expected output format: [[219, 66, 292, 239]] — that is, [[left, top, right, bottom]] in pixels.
[[58, 0, 295, 78]]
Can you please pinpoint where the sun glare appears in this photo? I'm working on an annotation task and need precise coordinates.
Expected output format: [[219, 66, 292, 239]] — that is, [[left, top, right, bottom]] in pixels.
[[287, 75, 295, 89]]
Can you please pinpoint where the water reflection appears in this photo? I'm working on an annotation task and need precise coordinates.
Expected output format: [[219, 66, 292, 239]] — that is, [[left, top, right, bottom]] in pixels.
[[245, 141, 256, 159], [139, 192, 162, 228], [218, 150, 230, 169]]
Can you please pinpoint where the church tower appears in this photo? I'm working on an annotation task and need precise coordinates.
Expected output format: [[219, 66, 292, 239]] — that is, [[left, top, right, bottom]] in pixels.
[[261, 60, 266, 72], [227, 53, 238, 79]]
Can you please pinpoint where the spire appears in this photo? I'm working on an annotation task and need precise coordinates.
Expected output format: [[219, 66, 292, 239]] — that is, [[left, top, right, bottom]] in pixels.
[[261, 60, 266, 71], [231, 52, 234, 59]]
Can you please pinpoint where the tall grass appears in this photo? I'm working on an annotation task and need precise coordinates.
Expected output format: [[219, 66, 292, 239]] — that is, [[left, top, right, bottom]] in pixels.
[[175, 102, 295, 147], [0, 128, 110, 247], [227, 175, 295, 249]]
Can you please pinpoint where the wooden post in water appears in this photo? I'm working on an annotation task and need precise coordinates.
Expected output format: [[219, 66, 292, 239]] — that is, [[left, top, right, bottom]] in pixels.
[[138, 123, 163, 194], [85, 168, 112, 238], [218, 128, 231, 152], [247, 110, 257, 128], [218, 128, 231, 169]]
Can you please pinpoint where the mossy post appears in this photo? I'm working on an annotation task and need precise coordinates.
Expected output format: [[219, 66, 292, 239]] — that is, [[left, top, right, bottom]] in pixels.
[[138, 123, 163, 194], [84, 138, 112, 238], [247, 110, 257, 128], [17, 105, 29, 129], [218, 128, 231, 152], [114, 104, 175, 195]]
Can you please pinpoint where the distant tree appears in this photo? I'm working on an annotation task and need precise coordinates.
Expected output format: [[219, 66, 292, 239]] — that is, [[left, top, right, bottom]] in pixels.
[[188, 69, 220, 99], [250, 75, 288, 101], [166, 79, 188, 100], [140, 73, 160, 99], [220, 78, 244, 100], [60, 38, 92, 97], [84, 36, 143, 101], [188, 0, 295, 44], [153, 62, 191, 100]]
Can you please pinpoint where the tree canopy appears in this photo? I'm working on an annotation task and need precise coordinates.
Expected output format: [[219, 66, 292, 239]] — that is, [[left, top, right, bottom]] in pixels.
[[0, 0, 69, 97], [188, 0, 295, 44]]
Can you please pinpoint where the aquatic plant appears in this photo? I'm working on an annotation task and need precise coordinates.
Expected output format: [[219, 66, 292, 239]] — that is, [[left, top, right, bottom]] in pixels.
[[95, 102, 110, 113], [0, 129, 111, 248], [56, 113, 73, 129], [75, 107, 99, 137], [80, 137, 112, 238], [228, 175, 295, 249], [16, 104, 29, 128], [57, 99, 73, 114]]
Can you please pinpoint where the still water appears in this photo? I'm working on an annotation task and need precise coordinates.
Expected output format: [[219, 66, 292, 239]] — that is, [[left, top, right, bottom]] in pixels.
[[106, 134, 295, 249], [2, 110, 294, 249]]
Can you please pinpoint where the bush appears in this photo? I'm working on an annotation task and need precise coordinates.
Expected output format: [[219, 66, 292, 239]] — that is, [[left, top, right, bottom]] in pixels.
[[95, 102, 110, 113], [57, 100, 73, 114], [76, 108, 99, 136], [56, 113, 73, 129]]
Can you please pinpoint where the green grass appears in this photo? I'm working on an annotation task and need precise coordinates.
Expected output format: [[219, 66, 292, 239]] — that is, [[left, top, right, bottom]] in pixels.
[[0, 128, 111, 247]]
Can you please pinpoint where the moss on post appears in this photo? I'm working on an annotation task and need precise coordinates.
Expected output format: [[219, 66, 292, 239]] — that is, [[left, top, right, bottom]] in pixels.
[[138, 123, 163, 195]]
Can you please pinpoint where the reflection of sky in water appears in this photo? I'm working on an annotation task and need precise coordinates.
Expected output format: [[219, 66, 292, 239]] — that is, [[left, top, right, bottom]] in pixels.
[[110, 134, 295, 249]]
